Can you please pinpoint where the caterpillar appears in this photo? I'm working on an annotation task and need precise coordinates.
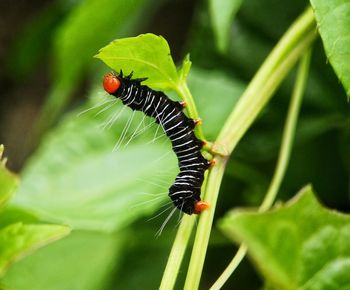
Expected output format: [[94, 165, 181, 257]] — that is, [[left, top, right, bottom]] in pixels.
[[103, 70, 211, 215]]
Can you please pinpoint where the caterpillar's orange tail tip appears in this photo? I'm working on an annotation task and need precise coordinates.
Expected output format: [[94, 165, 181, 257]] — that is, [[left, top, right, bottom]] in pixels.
[[193, 201, 210, 214], [103, 73, 121, 94]]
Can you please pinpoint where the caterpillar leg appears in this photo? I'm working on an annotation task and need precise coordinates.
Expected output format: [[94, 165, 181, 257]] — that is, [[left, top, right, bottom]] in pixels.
[[193, 118, 202, 126], [193, 200, 210, 214], [206, 159, 216, 169], [175, 100, 187, 111], [179, 101, 187, 108], [188, 118, 202, 129], [195, 138, 205, 149]]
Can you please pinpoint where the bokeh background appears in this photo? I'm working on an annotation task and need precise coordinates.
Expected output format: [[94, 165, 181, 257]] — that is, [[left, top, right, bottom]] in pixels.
[[0, 0, 349, 289]]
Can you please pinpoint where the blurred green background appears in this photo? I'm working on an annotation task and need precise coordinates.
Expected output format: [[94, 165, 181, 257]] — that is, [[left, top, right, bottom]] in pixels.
[[0, 0, 349, 289]]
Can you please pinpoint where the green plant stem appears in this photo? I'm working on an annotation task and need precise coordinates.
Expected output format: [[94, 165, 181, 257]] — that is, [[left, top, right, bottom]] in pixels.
[[159, 215, 195, 290], [259, 50, 311, 212], [210, 244, 248, 290], [183, 155, 228, 290], [209, 49, 312, 290], [159, 7, 316, 290], [175, 81, 205, 141], [183, 9, 315, 290], [217, 7, 315, 152]]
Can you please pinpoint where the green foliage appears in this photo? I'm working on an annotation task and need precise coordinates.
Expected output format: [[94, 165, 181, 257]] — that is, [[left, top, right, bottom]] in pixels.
[[310, 0, 350, 98], [209, 0, 243, 52], [0, 146, 70, 281], [96, 34, 180, 90], [178, 54, 192, 82], [0, 208, 38, 230], [37, 0, 151, 130], [3, 231, 124, 290], [188, 67, 244, 139], [0, 223, 70, 279], [53, 0, 147, 87], [11, 103, 177, 232], [0, 146, 18, 207], [2, 0, 350, 289], [219, 186, 350, 290]]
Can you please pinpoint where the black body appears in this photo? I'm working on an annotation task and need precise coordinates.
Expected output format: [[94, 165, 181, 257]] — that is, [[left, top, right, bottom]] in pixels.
[[110, 71, 210, 214]]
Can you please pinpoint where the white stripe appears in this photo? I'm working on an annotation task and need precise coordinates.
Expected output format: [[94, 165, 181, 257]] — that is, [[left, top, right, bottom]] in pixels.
[[180, 162, 205, 168], [144, 94, 155, 112], [157, 103, 170, 121], [180, 169, 200, 174], [173, 139, 193, 149], [162, 110, 181, 126], [151, 99, 162, 119], [175, 146, 196, 155], [177, 151, 196, 159], [176, 174, 200, 180], [164, 120, 182, 133], [174, 181, 192, 186], [141, 90, 152, 111], [171, 131, 191, 143], [169, 190, 192, 197], [179, 156, 198, 163], [169, 127, 187, 139]]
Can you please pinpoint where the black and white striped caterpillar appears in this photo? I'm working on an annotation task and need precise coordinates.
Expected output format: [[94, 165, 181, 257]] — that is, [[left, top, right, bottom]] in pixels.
[[103, 70, 211, 215]]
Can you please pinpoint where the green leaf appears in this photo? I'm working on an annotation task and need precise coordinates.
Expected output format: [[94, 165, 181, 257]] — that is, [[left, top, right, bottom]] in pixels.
[[11, 97, 177, 232], [219, 186, 350, 290], [310, 0, 350, 97], [0, 145, 19, 208], [0, 222, 70, 278], [3, 231, 124, 290], [0, 283, 9, 290], [178, 54, 192, 82], [209, 0, 243, 52], [0, 207, 38, 230], [96, 33, 179, 90]]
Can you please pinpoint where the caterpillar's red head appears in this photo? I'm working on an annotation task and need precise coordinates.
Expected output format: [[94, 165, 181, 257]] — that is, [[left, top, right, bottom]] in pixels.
[[193, 201, 210, 214], [103, 73, 121, 94]]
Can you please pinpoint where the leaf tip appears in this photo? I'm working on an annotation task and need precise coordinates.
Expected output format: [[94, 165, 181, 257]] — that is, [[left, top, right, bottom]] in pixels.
[[292, 183, 315, 202], [61, 225, 72, 236]]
